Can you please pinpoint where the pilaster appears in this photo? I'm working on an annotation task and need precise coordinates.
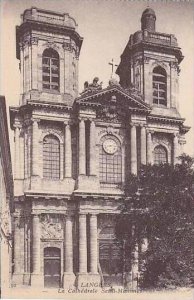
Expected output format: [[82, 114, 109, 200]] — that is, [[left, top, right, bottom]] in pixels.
[[131, 123, 137, 175], [60, 57, 65, 94], [12, 215, 23, 285], [31, 37, 38, 90], [14, 126, 20, 179], [32, 119, 40, 177], [19, 43, 24, 102], [19, 129, 25, 179], [64, 123, 72, 178], [63, 43, 70, 95]]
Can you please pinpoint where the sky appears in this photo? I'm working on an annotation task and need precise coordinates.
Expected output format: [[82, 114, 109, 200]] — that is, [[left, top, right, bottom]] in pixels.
[[0, 0, 194, 156]]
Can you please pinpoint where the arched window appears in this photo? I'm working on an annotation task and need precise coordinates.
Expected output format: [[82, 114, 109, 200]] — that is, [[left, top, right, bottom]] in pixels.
[[154, 145, 168, 165], [42, 48, 59, 91], [99, 136, 122, 184], [43, 135, 60, 180], [153, 66, 167, 106]]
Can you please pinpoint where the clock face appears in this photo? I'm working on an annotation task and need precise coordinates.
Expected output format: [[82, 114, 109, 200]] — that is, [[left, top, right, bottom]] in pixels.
[[103, 139, 118, 154]]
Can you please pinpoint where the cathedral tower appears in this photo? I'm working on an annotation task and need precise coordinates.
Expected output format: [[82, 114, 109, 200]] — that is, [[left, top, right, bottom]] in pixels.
[[16, 7, 83, 106], [117, 8, 183, 117]]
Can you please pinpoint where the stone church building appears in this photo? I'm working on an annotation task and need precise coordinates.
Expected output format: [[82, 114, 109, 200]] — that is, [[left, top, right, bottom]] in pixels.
[[10, 7, 189, 289]]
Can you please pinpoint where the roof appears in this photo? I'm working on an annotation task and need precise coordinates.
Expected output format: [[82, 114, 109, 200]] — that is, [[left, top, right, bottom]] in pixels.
[[142, 8, 156, 17]]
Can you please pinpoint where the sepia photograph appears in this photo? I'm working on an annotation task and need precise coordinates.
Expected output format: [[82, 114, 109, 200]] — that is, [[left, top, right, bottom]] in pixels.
[[0, 0, 194, 299]]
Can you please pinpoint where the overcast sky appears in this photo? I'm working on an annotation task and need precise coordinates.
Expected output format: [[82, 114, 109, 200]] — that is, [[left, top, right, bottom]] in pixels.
[[0, 0, 194, 155]]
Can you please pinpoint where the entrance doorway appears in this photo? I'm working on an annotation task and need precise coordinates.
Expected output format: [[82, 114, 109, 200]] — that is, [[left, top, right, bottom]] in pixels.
[[99, 227, 123, 286], [44, 247, 61, 288]]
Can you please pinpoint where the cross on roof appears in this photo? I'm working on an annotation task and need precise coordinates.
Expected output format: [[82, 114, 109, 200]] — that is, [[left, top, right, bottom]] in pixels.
[[109, 58, 118, 77]]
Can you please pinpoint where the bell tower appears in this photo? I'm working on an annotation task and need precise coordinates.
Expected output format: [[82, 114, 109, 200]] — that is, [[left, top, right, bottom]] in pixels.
[[116, 8, 183, 117], [16, 7, 83, 106]]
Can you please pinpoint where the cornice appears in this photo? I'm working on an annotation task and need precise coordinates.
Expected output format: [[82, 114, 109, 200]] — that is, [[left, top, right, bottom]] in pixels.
[[25, 191, 71, 201], [16, 21, 83, 54], [73, 191, 124, 201], [148, 114, 185, 124], [180, 125, 190, 134], [27, 100, 73, 111], [118, 40, 183, 67]]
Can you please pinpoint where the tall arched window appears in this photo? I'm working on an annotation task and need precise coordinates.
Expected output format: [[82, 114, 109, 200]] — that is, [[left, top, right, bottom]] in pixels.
[[99, 136, 122, 185], [43, 135, 60, 180], [153, 66, 167, 106], [42, 48, 60, 91], [154, 145, 168, 165]]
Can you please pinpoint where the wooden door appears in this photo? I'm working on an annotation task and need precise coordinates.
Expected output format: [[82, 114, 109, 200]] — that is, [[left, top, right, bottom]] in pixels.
[[44, 247, 61, 288]]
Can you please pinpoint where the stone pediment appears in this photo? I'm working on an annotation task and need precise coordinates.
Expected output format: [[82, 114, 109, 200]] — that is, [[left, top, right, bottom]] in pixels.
[[75, 85, 151, 117]]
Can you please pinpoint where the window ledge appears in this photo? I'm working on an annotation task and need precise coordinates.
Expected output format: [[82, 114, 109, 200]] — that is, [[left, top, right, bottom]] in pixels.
[[42, 89, 60, 95]]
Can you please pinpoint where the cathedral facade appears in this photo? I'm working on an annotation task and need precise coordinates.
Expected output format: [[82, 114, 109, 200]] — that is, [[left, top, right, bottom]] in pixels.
[[10, 7, 189, 289]]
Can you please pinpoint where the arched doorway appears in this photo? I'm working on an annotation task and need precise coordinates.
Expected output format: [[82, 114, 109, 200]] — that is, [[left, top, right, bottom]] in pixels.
[[44, 247, 61, 288]]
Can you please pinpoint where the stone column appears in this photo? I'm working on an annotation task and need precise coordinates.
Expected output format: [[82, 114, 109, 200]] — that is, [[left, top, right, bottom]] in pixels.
[[14, 126, 20, 179], [79, 214, 87, 273], [147, 131, 153, 164], [31, 214, 43, 286], [32, 214, 40, 274], [32, 119, 39, 176], [63, 215, 75, 288], [131, 124, 137, 175], [65, 216, 73, 273], [89, 120, 96, 176], [140, 125, 147, 165], [90, 215, 98, 273], [173, 133, 179, 165], [79, 119, 86, 175], [64, 123, 72, 177], [31, 37, 38, 90]]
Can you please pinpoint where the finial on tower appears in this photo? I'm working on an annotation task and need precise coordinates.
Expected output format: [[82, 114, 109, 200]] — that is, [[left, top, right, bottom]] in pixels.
[[141, 7, 156, 32]]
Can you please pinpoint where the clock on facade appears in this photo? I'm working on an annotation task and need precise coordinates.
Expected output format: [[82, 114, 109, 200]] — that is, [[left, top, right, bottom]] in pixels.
[[103, 139, 118, 154]]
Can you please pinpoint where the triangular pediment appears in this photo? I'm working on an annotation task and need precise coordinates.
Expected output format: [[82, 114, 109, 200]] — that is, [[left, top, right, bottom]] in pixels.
[[75, 85, 151, 113]]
